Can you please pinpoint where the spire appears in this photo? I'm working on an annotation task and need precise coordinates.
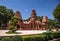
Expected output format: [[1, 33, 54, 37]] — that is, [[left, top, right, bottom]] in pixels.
[[42, 16, 48, 23], [31, 9, 37, 18], [30, 9, 37, 21], [14, 11, 23, 22]]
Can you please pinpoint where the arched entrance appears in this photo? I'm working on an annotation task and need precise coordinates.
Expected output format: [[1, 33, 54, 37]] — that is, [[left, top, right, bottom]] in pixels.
[[17, 25, 20, 30]]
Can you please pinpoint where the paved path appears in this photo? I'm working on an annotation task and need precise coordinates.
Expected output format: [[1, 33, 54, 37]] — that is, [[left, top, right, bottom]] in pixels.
[[0, 30, 47, 36]]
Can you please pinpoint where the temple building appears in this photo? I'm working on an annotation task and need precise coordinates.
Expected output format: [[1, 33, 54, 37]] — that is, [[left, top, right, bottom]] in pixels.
[[8, 9, 48, 30]]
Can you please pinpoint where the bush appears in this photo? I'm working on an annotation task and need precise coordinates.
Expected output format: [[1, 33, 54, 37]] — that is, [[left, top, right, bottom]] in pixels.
[[43, 31, 53, 40], [23, 34, 47, 41], [52, 31, 60, 38], [23, 37, 34, 41], [12, 35, 23, 41], [6, 30, 19, 34], [43, 31, 60, 40], [1, 37, 12, 41], [0, 37, 3, 41], [33, 34, 47, 41]]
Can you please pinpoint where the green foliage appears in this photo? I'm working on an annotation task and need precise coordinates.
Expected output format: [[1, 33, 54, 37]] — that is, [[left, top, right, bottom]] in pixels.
[[23, 37, 34, 41], [9, 27, 16, 33], [43, 31, 53, 40], [53, 4, 60, 21], [33, 34, 46, 41], [9, 26, 17, 31], [6, 30, 19, 34], [9, 26, 15, 30], [0, 6, 14, 21], [8, 16, 18, 33], [48, 19, 55, 31], [37, 16, 43, 22], [52, 31, 60, 38], [43, 31, 60, 40], [10, 16, 18, 26], [0, 37, 3, 41], [0, 6, 14, 29], [0, 6, 6, 12], [52, 4, 60, 29], [23, 34, 47, 41], [12, 35, 23, 41], [1, 37, 12, 41]]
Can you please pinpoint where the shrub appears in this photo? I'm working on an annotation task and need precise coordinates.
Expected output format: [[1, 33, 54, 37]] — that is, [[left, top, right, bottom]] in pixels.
[[23, 34, 47, 41], [0, 37, 3, 41], [33, 34, 47, 41], [52, 31, 60, 38], [23, 37, 34, 41], [6, 30, 19, 34], [43, 31, 60, 40], [12, 35, 23, 41], [1, 37, 12, 41], [43, 31, 53, 40], [23, 35, 34, 41]]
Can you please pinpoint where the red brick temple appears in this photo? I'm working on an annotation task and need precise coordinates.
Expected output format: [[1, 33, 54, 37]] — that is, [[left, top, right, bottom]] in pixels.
[[8, 9, 48, 30]]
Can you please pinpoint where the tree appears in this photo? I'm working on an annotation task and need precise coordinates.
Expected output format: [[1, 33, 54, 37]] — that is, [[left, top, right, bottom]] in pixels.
[[37, 16, 43, 22], [9, 16, 18, 33], [0, 6, 14, 29], [47, 19, 55, 31], [53, 4, 60, 30], [53, 4, 60, 22]]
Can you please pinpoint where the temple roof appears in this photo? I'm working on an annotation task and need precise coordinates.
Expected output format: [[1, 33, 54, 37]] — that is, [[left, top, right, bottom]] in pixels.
[[31, 9, 37, 18], [14, 11, 22, 20], [30, 9, 37, 21], [42, 16, 48, 23]]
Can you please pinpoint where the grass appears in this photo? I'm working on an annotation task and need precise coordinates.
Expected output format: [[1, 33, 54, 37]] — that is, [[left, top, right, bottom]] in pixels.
[[22, 33, 46, 38], [6, 31, 20, 34]]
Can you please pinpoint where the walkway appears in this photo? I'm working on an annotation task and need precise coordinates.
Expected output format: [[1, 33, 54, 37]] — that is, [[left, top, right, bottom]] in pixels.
[[0, 30, 47, 37]]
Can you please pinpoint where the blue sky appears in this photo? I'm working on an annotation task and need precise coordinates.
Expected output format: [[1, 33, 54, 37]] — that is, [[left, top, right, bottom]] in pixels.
[[0, 0, 59, 19]]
